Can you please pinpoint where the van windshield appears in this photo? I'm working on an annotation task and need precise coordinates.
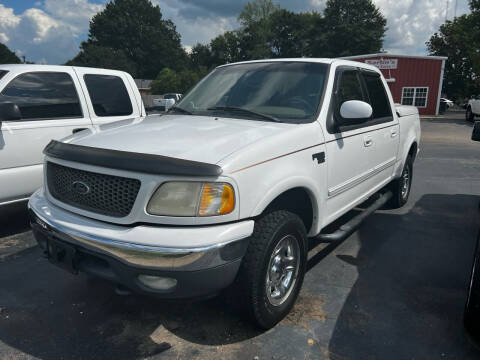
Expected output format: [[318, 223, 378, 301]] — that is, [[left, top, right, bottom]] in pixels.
[[174, 62, 328, 123]]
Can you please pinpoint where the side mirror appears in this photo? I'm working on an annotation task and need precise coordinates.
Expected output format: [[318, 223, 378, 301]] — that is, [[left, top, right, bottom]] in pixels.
[[0, 102, 21, 121], [472, 121, 480, 142], [340, 100, 372, 120]]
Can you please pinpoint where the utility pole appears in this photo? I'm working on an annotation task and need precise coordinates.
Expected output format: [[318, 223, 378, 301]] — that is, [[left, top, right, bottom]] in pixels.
[[445, 0, 449, 22], [454, 0, 458, 18]]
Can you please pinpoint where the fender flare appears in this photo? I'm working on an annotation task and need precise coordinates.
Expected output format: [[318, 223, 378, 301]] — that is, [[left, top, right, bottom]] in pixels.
[[251, 176, 322, 234], [395, 138, 418, 178]]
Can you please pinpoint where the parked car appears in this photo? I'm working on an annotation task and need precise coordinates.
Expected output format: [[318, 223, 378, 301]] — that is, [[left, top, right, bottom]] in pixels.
[[441, 98, 454, 108], [152, 93, 182, 111], [0, 64, 145, 207], [466, 96, 480, 121], [465, 121, 480, 340], [29, 59, 420, 329]]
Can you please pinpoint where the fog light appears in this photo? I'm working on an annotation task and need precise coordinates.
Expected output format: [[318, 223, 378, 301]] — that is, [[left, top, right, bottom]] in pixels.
[[138, 275, 177, 290]]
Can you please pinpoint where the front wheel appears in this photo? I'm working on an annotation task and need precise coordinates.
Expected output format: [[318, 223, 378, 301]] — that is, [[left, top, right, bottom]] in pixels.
[[235, 210, 307, 329]]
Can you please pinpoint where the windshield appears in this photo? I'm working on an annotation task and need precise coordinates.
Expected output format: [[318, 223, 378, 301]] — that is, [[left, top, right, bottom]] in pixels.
[[175, 61, 328, 123]]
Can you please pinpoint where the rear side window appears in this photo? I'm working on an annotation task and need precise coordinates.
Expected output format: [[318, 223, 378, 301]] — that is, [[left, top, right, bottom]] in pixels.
[[84, 74, 133, 117], [0, 72, 82, 120], [362, 73, 392, 120]]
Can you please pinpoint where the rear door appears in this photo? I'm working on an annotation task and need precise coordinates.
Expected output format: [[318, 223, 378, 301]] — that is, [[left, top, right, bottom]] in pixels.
[[323, 66, 399, 224], [360, 69, 400, 184], [0, 69, 92, 204], [74, 68, 141, 126]]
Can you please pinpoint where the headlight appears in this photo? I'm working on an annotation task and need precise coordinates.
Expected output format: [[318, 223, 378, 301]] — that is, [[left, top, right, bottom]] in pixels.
[[146, 182, 235, 217]]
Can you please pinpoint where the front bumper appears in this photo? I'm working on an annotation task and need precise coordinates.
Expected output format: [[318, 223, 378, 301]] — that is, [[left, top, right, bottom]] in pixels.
[[28, 190, 254, 298]]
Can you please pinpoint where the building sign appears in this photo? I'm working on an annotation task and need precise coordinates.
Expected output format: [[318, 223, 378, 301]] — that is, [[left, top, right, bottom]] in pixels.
[[365, 58, 398, 69]]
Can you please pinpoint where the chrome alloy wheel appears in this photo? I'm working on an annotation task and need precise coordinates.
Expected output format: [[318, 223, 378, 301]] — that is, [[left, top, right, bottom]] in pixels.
[[265, 234, 300, 306], [401, 165, 411, 200]]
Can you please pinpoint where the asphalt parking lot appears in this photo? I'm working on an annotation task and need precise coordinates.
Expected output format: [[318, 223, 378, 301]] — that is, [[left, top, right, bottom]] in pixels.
[[1, 112, 480, 360]]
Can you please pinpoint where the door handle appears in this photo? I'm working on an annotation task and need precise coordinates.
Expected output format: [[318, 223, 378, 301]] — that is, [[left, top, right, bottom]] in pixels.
[[364, 138, 373, 147], [72, 128, 87, 134], [391, 129, 398, 138]]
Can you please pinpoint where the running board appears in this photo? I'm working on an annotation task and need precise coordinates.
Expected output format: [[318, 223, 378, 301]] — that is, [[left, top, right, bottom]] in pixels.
[[315, 191, 393, 243]]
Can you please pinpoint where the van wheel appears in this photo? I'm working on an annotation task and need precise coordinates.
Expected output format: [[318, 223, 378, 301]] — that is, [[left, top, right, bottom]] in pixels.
[[235, 210, 307, 329], [467, 107, 475, 122], [388, 155, 413, 209]]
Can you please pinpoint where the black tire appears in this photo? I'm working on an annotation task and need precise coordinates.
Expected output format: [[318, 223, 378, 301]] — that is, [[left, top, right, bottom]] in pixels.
[[235, 210, 307, 329], [388, 155, 413, 209], [467, 107, 475, 122], [465, 230, 480, 342]]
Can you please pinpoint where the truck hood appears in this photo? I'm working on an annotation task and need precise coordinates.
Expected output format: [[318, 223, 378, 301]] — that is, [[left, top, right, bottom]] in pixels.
[[67, 114, 295, 165]]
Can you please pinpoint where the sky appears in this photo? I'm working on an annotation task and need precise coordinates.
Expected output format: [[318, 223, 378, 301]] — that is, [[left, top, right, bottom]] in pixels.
[[0, 0, 471, 65]]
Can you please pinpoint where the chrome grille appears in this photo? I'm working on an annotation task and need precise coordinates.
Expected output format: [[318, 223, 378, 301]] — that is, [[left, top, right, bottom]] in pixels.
[[46, 162, 141, 218]]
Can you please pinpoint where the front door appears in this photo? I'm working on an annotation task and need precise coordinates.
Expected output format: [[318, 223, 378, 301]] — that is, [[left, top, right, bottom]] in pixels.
[[323, 67, 399, 225], [0, 70, 92, 204]]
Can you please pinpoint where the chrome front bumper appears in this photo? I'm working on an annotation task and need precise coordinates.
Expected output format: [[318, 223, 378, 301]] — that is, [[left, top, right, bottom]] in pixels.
[[28, 190, 254, 272]]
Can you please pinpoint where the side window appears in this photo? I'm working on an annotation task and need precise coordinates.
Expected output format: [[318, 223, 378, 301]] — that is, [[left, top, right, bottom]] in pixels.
[[336, 70, 365, 106], [401, 87, 428, 108], [0, 72, 82, 120], [362, 73, 392, 121], [84, 74, 133, 117]]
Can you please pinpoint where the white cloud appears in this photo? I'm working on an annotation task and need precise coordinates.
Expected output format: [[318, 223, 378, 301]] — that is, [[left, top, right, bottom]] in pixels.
[[154, 0, 237, 47], [0, 0, 472, 64], [0, 1, 103, 64], [43, 0, 103, 34]]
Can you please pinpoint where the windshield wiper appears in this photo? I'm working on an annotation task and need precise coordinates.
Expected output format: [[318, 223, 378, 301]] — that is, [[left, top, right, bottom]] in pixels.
[[167, 106, 192, 115], [207, 106, 280, 122]]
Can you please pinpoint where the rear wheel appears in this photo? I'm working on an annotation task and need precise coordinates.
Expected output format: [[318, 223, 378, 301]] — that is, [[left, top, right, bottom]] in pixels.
[[388, 155, 413, 209], [235, 210, 307, 329], [467, 107, 475, 122]]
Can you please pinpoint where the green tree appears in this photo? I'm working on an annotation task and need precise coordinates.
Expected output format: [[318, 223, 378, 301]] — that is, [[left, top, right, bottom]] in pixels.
[[151, 68, 204, 94], [321, 0, 386, 57], [190, 43, 213, 71], [69, 0, 187, 78], [427, 12, 480, 100], [238, 0, 280, 27], [178, 69, 205, 93], [151, 68, 180, 94], [269, 10, 320, 58], [238, 0, 279, 59], [66, 44, 136, 75], [210, 31, 245, 66], [0, 43, 21, 64]]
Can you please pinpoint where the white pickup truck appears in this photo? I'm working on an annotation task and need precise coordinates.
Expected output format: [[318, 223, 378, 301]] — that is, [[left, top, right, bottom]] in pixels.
[[0, 64, 145, 206], [152, 93, 182, 111], [467, 96, 480, 121], [29, 59, 420, 329]]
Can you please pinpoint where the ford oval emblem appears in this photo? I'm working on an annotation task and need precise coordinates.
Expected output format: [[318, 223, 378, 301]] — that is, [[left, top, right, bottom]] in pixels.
[[71, 181, 90, 195]]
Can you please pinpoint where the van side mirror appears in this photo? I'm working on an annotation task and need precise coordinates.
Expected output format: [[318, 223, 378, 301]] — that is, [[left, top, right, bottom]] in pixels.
[[472, 121, 480, 142], [0, 102, 21, 121], [340, 100, 372, 120]]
